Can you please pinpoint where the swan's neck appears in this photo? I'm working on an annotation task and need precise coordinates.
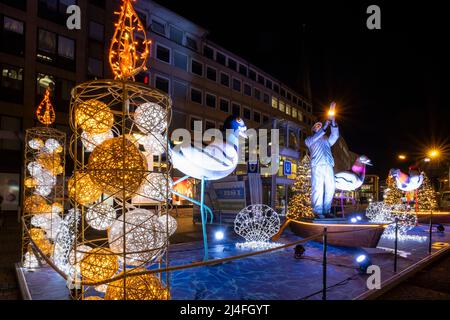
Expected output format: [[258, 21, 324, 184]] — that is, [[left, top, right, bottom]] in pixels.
[[352, 163, 366, 179], [226, 133, 239, 150]]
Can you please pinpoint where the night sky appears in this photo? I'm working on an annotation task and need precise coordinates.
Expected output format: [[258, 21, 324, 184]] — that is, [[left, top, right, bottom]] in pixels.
[[154, 0, 448, 177]]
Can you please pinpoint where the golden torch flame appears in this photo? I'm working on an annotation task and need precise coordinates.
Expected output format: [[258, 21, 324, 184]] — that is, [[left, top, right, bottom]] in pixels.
[[109, 0, 151, 80], [36, 88, 56, 126]]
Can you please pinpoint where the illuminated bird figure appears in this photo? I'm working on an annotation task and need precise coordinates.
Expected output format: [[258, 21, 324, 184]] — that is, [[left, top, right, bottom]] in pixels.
[[335, 155, 372, 216], [390, 167, 423, 192], [170, 115, 248, 260]]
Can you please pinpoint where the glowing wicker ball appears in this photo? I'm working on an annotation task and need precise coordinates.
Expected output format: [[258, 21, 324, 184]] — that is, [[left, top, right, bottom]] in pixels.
[[158, 214, 178, 236], [108, 209, 165, 266], [88, 137, 148, 199], [139, 173, 173, 202], [29, 138, 44, 150], [23, 250, 39, 269], [134, 102, 168, 134], [86, 204, 116, 230], [68, 171, 102, 206], [105, 269, 170, 300], [31, 212, 62, 240], [52, 202, 64, 214], [81, 130, 114, 153], [85, 296, 104, 300], [142, 133, 166, 155], [36, 152, 63, 175], [75, 99, 114, 134], [24, 177, 37, 188], [28, 161, 44, 177], [30, 228, 53, 256], [44, 138, 62, 153], [69, 245, 92, 265], [80, 248, 119, 283], [23, 195, 49, 214], [34, 169, 57, 197], [30, 227, 46, 241]]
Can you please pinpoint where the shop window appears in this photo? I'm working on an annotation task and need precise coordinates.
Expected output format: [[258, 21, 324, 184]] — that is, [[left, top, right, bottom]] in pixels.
[[0, 64, 24, 103]]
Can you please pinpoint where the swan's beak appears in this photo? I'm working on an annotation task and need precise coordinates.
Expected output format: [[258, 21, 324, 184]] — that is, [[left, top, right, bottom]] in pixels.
[[365, 160, 373, 166], [238, 127, 248, 139]]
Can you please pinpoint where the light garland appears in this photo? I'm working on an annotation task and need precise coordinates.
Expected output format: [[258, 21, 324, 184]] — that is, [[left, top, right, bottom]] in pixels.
[[36, 88, 56, 126], [68, 171, 102, 206], [54, 209, 80, 275], [86, 204, 116, 230], [108, 209, 165, 266], [234, 204, 281, 243], [235, 241, 283, 250], [134, 102, 168, 135], [74, 100, 114, 134], [80, 248, 119, 283]]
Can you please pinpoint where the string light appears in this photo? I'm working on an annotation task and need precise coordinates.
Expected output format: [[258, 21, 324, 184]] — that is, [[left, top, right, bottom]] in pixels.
[[36, 88, 56, 126], [134, 102, 168, 135], [86, 203, 117, 230], [80, 248, 119, 283], [74, 100, 114, 134], [68, 171, 103, 206]]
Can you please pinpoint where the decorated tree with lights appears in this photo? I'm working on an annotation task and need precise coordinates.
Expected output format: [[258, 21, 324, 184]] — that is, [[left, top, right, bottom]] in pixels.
[[383, 175, 403, 206], [287, 155, 314, 219], [417, 173, 438, 211]]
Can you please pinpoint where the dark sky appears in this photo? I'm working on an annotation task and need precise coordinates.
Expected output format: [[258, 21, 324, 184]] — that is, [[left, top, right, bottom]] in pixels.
[[153, 0, 448, 177]]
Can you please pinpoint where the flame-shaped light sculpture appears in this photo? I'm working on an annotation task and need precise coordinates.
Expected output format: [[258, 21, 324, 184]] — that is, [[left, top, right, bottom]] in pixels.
[[36, 88, 56, 126], [109, 0, 151, 80]]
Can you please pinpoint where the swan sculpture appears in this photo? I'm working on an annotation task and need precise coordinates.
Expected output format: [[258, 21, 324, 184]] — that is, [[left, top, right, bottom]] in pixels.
[[170, 115, 247, 260], [335, 155, 372, 191], [390, 167, 423, 192]]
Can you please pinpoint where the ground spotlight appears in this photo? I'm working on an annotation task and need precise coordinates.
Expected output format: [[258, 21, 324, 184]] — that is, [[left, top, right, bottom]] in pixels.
[[351, 218, 357, 223], [294, 245, 305, 259], [214, 230, 225, 241], [355, 254, 371, 273], [437, 224, 445, 233], [356, 215, 362, 221]]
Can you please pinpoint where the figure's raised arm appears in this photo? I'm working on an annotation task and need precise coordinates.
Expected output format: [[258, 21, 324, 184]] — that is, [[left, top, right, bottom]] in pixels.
[[328, 122, 339, 146]]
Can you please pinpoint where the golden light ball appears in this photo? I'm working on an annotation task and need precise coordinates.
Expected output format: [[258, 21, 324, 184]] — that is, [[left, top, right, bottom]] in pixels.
[[36, 152, 63, 175], [75, 100, 114, 134], [30, 228, 53, 256], [68, 171, 102, 206], [84, 296, 104, 300], [23, 195, 50, 214], [105, 269, 170, 300], [80, 248, 119, 283], [24, 177, 37, 188], [88, 137, 148, 199]]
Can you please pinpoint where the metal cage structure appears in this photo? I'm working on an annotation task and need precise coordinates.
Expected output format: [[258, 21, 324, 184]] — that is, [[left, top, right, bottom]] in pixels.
[[21, 127, 66, 269], [67, 79, 173, 300]]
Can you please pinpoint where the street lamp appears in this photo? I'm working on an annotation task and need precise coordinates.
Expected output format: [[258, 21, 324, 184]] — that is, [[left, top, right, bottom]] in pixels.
[[428, 149, 440, 159], [398, 154, 407, 160]]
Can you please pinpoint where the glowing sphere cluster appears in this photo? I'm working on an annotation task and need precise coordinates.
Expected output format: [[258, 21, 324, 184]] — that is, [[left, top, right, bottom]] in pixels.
[[158, 214, 177, 236], [30, 228, 53, 256], [108, 209, 165, 266], [75, 100, 114, 134], [24, 195, 49, 214], [234, 204, 280, 243], [134, 102, 168, 134], [105, 269, 170, 300], [86, 204, 116, 230], [69, 244, 92, 266], [44, 138, 62, 153], [31, 212, 62, 240], [80, 248, 119, 283], [37, 152, 63, 175], [142, 132, 166, 155], [88, 137, 147, 199], [81, 130, 114, 152], [68, 171, 102, 206], [139, 173, 172, 202]]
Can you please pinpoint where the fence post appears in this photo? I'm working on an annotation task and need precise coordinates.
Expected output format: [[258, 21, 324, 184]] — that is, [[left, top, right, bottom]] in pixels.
[[428, 210, 433, 254], [394, 218, 398, 273], [322, 227, 327, 301]]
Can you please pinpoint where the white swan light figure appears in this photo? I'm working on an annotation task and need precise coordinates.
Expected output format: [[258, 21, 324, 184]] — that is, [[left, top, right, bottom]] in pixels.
[[335, 155, 372, 191], [389, 167, 423, 192]]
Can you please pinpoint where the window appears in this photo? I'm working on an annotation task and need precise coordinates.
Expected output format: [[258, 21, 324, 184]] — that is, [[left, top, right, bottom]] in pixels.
[[169, 25, 183, 45], [203, 45, 214, 59], [186, 36, 197, 51], [253, 111, 261, 123], [232, 78, 241, 92], [289, 129, 298, 149], [0, 64, 24, 103], [279, 100, 285, 113], [248, 69, 256, 81], [3, 16, 24, 34], [257, 74, 265, 85], [244, 83, 252, 96], [239, 64, 248, 76], [263, 114, 269, 123], [286, 104, 291, 116], [280, 87, 286, 97], [293, 96, 298, 104], [38, 29, 56, 53], [254, 88, 261, 100], [89, 21, 104, 41], [228, 58, 237, 71], [287, 92, 292, 100], [38, 0, 76, 25], [216, 52, 226, 66], [220, 72, 229, 87], [36, 73, 55, 95], [151, 19, 165, 35], [292, 108, 298, 119], [173, 51, 187, 70], [156, 44, 170, 63], [135, 73, 149, 85], [273, 83, 279, 93], [263, 93, 270, 104], [231, 103, 241, 117], [173, 81, 187, 101], [298, 110, 304, 122], [205, 120, 215, 130], [190, 116, 201, 131], [58, 36, 75, 60], [205, 93, 216, 109], [206, 66, 217, 82], [243, 107, 251, 120], [155, 76, 169, 93], [1, 16, 25, 55], [219, 98, 229, 113], [271, 97, 278, 109], [55, 78, 74, 102], [88, 58, 103, 77], [0, 115, 21, 151], [191, 59, 203, 76], [265, 79, 272, 90], [190, 88, 202, 104], [1, 0, 27, 11]]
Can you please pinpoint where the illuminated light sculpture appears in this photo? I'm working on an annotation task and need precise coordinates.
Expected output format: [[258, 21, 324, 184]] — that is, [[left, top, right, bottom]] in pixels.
[[81, 130, 114, 153], [134, 102, 168, 135], [53, 209, 80, 275], [68, 0, 171, 300], [234, 204, 281, 250], [142, 132, 166, 155], [390, 167, 423, 192], [88, 137, 148, 199], [44, 138, 62, 153], [158, 214, 178, 237], [68, 171, 102, 206], [74, 100, 114, 134], [35, 88, 56, 126], [24, 177, 37, 189], [138, 173, 173, 202], [34, 169, 57, 197], [105, 268, 170, 300], [23, 195, 48, 214], [170, 115, 248, 260], [31, 212, 62, 239], [86, 203, 116, 230], [23, 249, 39, 269], [30, 228, 53, 256], [80, 248, 119, 283], [36, 152, 64, 175], [28, 138, 44, 150], [108, 209, 166, 266]]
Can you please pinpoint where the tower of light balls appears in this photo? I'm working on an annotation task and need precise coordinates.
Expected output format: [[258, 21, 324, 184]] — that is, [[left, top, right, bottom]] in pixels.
[[68, 0, 173, 300], [22, 88, 66, 269]]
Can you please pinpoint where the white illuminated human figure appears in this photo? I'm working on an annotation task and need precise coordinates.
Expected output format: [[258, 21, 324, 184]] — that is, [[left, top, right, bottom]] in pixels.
[[305, 102, 339, 218]]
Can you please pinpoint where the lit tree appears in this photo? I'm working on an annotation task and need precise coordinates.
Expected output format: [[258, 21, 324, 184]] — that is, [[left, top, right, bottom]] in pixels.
[[287, 155, 314, 219], [417, 172, 438, 211], [383, 175, 403, 206]]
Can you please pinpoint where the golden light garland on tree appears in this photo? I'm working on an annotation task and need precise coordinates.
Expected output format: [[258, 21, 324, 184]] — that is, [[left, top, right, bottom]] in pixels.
[[74, 100, 114, 134], [417, 172, 438, 211], [68, 171, 102, 206], [79, 248, 119, 283], [287, 155, 314, 220], [383, 175, 404, 206], [109, 0, 150, 80], [88, 137, 148, 199], [105, 268, 170, 300], [36, 88, 56, 126]]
